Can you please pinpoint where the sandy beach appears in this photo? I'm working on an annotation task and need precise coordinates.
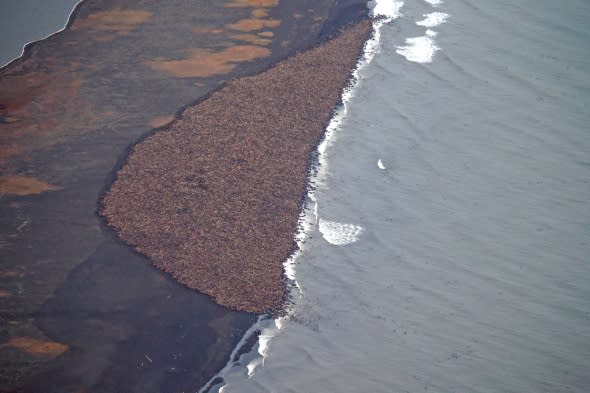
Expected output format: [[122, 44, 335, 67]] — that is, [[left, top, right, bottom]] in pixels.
[[0, 0, 368, 391]]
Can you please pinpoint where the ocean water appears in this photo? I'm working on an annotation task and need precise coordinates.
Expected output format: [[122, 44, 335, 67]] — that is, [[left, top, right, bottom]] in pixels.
[[209, 0, 590, 392], [0, 0, 80, 67], [2, 0, 588, 392]]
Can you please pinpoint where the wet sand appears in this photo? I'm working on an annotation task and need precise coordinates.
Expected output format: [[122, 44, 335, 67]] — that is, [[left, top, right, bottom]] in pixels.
[[101, 21, 372, 313], [0, 0, 368, 391]]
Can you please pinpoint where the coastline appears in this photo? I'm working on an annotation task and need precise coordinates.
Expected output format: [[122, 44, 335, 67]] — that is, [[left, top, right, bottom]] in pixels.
[[100, 20, 372, 314], [0, 0, 369, 391], [0, 0, 82, 69]]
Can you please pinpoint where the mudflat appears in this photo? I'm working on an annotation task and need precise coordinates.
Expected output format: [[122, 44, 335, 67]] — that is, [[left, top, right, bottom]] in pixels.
[[0, 0, 369, 391]]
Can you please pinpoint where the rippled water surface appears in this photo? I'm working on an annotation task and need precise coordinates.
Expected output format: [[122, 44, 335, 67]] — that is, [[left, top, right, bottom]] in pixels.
[[216, 0, 590, 391], [3, 0, 588, 392]]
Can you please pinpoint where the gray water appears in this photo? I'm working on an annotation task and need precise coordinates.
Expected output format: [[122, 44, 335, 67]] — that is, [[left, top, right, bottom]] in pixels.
[[217, 0, 590, 392], [0, 0, 80, 67]]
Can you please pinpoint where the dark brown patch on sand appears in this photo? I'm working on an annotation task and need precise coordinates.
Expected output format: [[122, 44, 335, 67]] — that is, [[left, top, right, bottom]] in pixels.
[[2, 337, 69, 357], [0, 175, 61, 196], [146, 46, 272, 78], [71, 9, 153, 36], [0, 62, 109, 166], [226, 18, 281, 32], [148, 114, 176, 129], [101, 20, 371, 314], [225, 0, 279, 8], [0, 289, 12, 298], [147, 1, 282, 78]]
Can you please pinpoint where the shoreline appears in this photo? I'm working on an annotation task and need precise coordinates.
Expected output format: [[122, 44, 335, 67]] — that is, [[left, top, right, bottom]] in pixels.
[[0, 0, 369, 391], [0, 0, 83, 70], [100, 20, 372, 314]]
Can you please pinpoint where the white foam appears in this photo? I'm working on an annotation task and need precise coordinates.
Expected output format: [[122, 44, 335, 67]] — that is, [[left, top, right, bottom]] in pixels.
[[236, 0, 399, 376], [275, 317, 286, 330], [378, 159, 386, 169], [243, 316, 287, 378], [396, 35, 440, 63], [240, 195, 319, 380], [246, 358, 262, 378], [199, 4, 401, 389], [371, 0, 404, 19], [416, 12, 449, 27], [197, 316, 265, 392], [320, 0, 404, 175], [319, 219, 364, 246], [311, 192, 319, 221], [396, 3, 448, 64], [258, 329, 275, 359], [426, 29, 438, 37]]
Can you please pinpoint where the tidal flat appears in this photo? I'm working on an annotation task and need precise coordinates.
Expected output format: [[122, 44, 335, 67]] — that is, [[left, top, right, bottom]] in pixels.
[[0, 0, 368, 391]]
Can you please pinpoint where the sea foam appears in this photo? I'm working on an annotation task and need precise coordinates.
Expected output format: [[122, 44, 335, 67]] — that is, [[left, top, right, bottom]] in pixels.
[[199, 1, 403, 390], [371, 0, 404, 19], [396, 2, 449, 63], [396, 35, 440, 63], [319, 219, 364, 245], [416, 12, 449, 27]]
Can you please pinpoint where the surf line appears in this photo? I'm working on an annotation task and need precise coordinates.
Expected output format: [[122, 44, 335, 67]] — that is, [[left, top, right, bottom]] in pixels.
[[198, 2, 403, 392], [396, 1, 450, 63]]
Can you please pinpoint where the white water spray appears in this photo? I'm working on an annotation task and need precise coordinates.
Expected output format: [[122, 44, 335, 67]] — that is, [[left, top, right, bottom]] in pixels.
[[199, 1, 404, 391]]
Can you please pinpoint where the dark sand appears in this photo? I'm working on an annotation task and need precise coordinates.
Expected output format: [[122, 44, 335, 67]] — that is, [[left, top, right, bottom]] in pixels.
[[0, 0, 369, 391], [101, 20, 372, 314]]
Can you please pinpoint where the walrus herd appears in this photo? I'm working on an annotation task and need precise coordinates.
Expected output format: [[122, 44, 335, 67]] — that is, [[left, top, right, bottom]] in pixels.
[[100, 20, 372, 313]]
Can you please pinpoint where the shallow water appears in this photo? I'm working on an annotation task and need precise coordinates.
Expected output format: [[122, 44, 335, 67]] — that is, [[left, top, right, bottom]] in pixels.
[[0, 0, 80, 67], [215, 0, 590, 391]]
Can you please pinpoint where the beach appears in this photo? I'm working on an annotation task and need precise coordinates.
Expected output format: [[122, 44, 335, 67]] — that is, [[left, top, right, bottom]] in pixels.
[[100, 20, 371, 314], [2, 0, 590, 392], [0, 0, 368, 391]]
